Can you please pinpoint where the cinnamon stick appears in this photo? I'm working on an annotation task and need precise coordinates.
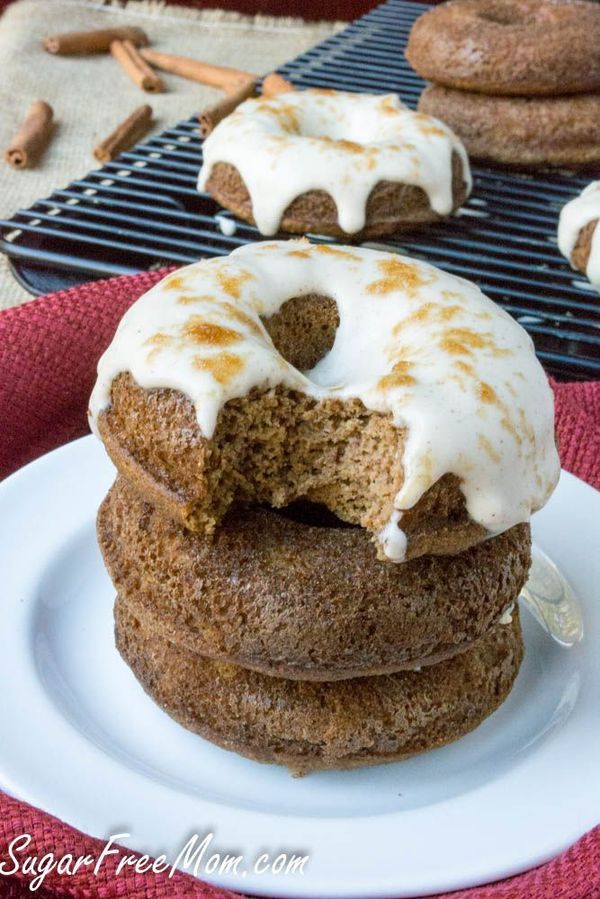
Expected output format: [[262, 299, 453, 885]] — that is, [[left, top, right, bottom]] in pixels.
[[261, 73, 296, 97], [199, 80, 257, 137], [94, 104, 153, 163], [43, 26, 149, 55], [111, 39, 164, 93], [139, 48, 253, 92], [4, 100, 54, 169]]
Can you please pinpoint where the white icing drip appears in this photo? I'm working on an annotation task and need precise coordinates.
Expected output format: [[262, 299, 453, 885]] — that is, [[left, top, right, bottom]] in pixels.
[[558, 181, 600, 288], [198, 90, 472, 236], [499, 604, 515, 626], [216, 214, 237, 237], [377, 510, 407, 562], [89, 240, 560, 562]]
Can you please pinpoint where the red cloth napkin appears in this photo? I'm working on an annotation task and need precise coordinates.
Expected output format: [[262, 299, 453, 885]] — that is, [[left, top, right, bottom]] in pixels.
[[0, 270, 598, 898]]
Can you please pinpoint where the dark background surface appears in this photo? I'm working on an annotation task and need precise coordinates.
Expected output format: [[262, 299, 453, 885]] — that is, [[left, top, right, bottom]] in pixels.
[[0, 0, 429, 21]]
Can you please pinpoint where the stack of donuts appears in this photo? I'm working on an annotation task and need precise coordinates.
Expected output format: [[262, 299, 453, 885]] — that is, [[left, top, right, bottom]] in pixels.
[[406, 0, 600, 168], [91, 239, 560, 774]]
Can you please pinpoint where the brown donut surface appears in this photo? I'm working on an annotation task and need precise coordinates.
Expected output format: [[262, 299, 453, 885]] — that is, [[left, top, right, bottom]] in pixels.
[[98, 372, 492, 562], [115, 594, 524, 775], [205, 154, 468, 239], [571, 220, 599, 275], [418, 85, 600, 168], [406, 0, 600, 96], [99, 478, 531, 681]]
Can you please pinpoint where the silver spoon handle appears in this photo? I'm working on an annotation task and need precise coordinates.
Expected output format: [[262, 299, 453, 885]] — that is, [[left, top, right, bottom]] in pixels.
[[520, 546, 583, 647]]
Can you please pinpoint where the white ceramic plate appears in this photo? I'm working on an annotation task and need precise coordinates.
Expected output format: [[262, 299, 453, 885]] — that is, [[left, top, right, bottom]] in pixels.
[[1, 436, 599, 898]]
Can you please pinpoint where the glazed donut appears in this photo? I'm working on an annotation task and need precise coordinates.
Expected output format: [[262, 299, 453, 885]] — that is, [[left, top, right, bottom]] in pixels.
[[406, 0, 600, 96], [558, 182, 600, 288], [99, 478, 531, 681], [418, 85, 600, 168], [115, 595, 524, 774], [89, 241, 559, 563], [197, 89, 471, 237]]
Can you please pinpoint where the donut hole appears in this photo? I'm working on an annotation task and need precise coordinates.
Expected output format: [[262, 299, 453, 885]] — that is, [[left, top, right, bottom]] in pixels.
[[270, 499, 358, 529], [262, 293, 339, 371], [477, 4, 531, 25]]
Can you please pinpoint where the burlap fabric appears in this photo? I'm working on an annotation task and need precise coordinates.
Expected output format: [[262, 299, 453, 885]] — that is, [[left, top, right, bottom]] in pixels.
[[0, 0, 342, 307]]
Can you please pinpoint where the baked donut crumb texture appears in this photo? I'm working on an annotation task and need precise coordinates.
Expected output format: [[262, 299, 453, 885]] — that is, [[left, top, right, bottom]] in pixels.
[[90, 242, 559, 562]]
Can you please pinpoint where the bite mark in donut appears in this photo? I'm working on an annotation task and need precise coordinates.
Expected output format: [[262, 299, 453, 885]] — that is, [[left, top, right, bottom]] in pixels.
[[89, 241, 559, 562]]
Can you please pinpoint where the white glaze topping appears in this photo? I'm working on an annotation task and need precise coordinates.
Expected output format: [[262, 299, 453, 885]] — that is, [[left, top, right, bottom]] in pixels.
[[197, 89, 472, 236], [89, 240, 559, 561], [558, 181, 600, 288]]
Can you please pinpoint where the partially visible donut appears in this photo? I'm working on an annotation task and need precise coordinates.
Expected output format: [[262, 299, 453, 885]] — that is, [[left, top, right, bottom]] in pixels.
[[115, 594, 524, 774], [198, 89, 471, 237], [98, 477, 531, 681], [89, 241, 560, 563], [418, 86, 600, 168], [558, 181, 600, 289], [406, 0, 600, 96]]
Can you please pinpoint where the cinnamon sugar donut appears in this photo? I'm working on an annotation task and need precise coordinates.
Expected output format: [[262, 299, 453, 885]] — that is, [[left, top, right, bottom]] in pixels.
[[115, 595, 524, 775], [406, 0, 600, 96], [99, 478, 531, 681], [198, 89, 471, 237], [89, 241, 559, 563], [558, 182, 600, 288], [418, 86, 600, 168]]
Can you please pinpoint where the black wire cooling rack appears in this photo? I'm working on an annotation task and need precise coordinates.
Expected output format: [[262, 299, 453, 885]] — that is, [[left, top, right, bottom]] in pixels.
[[1, 0, 599, 379]]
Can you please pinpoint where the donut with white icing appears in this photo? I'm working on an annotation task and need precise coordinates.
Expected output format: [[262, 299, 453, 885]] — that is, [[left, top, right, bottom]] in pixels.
[[89, 240, 559, 563], [558, 181, 600, 289], [197, 89, 471, 238]]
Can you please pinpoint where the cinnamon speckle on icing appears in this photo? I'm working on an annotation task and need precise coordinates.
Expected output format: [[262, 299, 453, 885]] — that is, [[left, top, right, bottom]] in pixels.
[[478, 434, 502, 465], [367, 257, 434, 297], [314, 244, 359, 260], [215, 269, 255, 299], [440, 328, 512, 358], [477, 381, 498, 404], [193, 352, 244, 385], [164, 275, 185, 291], [183, 319, 242, 347], [197, 89, 471, 236], [89, 240, 560, 562]]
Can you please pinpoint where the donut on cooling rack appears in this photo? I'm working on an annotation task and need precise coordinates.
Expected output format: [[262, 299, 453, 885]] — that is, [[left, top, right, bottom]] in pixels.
[[115, 593, 524, 775], [405, 0, 600, 97], [99, 477, 531, 681], [196, 89, 471, 238], [89, 240, 559, 564], [558, 182, 600, 289], [418, 87, 600, 168]]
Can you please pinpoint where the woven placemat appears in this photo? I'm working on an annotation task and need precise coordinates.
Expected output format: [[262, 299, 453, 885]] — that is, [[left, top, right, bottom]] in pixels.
[[0, 0, 343, 307]]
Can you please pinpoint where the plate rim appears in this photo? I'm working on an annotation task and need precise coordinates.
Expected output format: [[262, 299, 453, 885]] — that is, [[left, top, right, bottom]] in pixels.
[[0, 435, 598, 898]]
